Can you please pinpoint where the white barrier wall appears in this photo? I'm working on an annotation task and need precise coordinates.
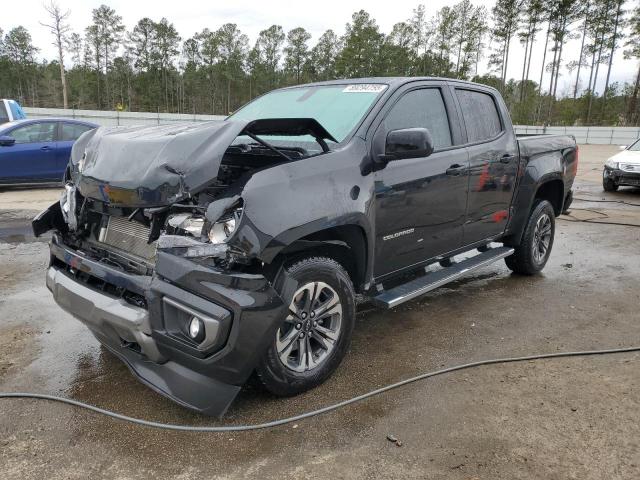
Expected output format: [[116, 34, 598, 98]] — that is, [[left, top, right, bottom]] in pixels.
[[21, 107, 640, 145], [513, 125, 640, 146], [23, 107, 226, 127]]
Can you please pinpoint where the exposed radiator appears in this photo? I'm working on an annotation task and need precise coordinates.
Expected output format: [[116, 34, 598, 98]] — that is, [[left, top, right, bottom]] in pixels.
[[100, 216, 156, 261]]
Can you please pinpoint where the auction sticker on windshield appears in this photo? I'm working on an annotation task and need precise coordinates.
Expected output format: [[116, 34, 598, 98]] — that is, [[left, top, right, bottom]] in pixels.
[[343, 84, 387, 93]]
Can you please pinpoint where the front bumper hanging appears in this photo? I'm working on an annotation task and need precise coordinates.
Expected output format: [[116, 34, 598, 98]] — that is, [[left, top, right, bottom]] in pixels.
[[46, 232, 289, 417]]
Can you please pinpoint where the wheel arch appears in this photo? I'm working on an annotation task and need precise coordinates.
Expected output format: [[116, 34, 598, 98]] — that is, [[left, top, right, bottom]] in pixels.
[[263, 223, 370, 293], [503, 174, 565, 247], [533, 177, 565, 216]]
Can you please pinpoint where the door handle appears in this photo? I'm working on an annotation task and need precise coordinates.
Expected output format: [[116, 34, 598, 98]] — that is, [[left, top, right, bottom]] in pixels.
[[446, 164, 466, 176], [40, 146, 51, 151], [500, 154, 516, 164]]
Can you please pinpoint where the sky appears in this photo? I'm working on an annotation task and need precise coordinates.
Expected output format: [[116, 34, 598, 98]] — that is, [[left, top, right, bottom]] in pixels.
[[2, 0, 638, 97]]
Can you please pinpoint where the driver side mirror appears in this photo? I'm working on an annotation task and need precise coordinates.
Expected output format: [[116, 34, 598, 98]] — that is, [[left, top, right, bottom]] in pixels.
[[0, 135, 15, 147], [619, 145, 627, 151], [381, 128, 434, 162]]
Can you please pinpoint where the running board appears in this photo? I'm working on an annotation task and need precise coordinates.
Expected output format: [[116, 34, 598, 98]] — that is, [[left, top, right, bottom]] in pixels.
[[372, 247, 514, 309]]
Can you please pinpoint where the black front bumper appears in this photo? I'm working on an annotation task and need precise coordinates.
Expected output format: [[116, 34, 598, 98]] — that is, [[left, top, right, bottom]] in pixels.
[[604, 166, 640, 186], [46, 233, 289, 416]]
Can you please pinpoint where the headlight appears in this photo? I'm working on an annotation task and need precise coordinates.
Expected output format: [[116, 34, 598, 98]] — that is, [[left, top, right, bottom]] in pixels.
[[207, 216, 237, 244], [167, 207, 242, 245], [167, 213, 206, 237], [605, 158, 619, 169], [181, 217, 205, 236]]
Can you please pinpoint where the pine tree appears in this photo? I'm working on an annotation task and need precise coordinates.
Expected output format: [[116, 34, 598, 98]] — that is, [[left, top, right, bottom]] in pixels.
[[489, 0, 521, 91], [257, 25, 285, 87], [4, 26, 39, 104], [624, 3, 640, 124], [545, 0, 581, 123], [284, 27, 311, 84], [432, 6, 457, 76], [518, 0, 544, 101], [309, 30, 340, 81], [600, 0, 626, 119], [335, 10, 384, 78], [451, 1, 487, 79], [216, 23, 247, 113], [88, 5, 124, 108]]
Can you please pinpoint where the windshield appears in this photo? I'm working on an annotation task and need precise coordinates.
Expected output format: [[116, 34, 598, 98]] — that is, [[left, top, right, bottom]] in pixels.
[[229, 84, 387, 146], [628, 139, 640, 151]]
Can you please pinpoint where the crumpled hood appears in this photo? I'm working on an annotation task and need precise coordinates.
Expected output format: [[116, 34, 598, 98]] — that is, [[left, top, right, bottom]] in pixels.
[[70, 121, 248, 207]]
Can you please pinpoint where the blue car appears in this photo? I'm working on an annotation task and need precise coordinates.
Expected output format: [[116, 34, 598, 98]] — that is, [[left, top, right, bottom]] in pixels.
[[0, 118, 97, 185]]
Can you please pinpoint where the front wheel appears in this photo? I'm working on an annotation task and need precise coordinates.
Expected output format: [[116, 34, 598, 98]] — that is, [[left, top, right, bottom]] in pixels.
[[505, 200, 555, 275], [603, 175, 619, 192], [256, 256, 355, 396]]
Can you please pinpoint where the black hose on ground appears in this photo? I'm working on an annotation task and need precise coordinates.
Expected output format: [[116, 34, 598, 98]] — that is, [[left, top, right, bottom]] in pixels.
[[560, 207, 640, 228], [572, 197, 640, 207], [1, 346, 638, 432]]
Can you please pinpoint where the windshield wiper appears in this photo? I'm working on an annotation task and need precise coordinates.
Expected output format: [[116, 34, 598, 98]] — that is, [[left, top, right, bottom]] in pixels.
[[244, 132, 293, 161]]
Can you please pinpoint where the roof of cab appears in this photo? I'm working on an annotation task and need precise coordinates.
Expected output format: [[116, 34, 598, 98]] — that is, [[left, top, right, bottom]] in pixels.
[[278, 76, 499, 94]]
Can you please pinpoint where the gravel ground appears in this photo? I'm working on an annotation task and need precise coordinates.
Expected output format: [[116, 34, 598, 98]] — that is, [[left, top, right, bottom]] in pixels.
[[0, 144, 639, 479]]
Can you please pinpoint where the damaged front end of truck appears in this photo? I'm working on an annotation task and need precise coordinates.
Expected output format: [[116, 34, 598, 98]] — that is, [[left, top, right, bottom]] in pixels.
[[32, 118, 337, 416]]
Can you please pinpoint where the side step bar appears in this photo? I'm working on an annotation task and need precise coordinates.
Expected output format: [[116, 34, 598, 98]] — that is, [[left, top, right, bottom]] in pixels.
[[372, 246, 514, 309]]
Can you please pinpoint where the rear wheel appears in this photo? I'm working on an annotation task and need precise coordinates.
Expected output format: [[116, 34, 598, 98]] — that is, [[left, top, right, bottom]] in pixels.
[[256, 256, 355, 396], [505, 200, 555, 275]]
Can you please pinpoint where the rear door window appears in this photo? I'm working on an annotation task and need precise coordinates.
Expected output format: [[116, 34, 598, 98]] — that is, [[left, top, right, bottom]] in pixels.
[[9, 122, 57, 144], [60, 123, 94, 141], [455, 89, 502, 143], [384, 88, 452, 150]]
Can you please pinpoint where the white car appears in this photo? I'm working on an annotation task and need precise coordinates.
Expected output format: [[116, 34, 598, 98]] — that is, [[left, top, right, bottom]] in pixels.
[[603, 139, 640, 191]]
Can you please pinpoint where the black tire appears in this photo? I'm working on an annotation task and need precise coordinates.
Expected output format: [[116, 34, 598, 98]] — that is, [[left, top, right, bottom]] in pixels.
[[256, 256, 356, 396], [603, 176, 619, 192], [505, 199, 555, 275]]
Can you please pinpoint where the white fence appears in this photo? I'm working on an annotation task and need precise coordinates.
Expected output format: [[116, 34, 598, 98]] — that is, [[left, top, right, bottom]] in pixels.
[[21, 107, 640, 145], [513, 125, 639, 145], [23, 107, 225, 127]]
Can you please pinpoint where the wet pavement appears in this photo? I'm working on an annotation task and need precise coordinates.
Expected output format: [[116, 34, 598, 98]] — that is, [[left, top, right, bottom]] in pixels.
[[1, 145, 639, 479]]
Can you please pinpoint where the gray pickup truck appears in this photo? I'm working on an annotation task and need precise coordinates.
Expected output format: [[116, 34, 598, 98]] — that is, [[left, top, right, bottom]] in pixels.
[[33, 77, 577, 416]]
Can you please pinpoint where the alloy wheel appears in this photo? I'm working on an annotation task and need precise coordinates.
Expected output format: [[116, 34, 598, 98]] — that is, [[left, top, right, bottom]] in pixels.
[[276, 281, 343, 373], [532, 213, 552, 264]]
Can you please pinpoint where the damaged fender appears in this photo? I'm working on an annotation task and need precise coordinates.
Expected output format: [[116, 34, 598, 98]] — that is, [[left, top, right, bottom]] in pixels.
[[224, 137, 375, 282]]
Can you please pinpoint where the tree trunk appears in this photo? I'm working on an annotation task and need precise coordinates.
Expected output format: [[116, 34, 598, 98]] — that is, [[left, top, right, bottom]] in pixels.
[[545, 39, 559, 123], [573, 14, 588, 99], [600, 0, 622, 122], [56, 40, 68, 109], [520, 33, 530, 102], [587, 35, 605, 123], [586, 45, 596, 93], [535, 24, 551, 124], [104, 46, 110, 109], [551, 20, 566, 100], [525, 29, 535, 85], [627, 63, 640, 125], [474, 34, 482, 76]]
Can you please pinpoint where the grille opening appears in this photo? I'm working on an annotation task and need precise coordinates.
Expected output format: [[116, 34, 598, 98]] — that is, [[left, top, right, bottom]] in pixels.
[[53, 257, 149, 310]]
